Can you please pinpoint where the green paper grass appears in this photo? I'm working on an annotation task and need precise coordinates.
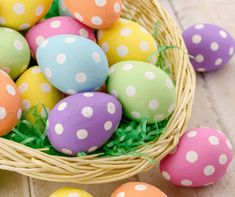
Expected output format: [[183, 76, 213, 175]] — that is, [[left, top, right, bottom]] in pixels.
[[45, 0, 60, 19]]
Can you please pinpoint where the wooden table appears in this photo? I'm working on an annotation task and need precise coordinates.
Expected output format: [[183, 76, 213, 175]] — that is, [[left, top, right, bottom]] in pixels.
[[1, 0, 235, 196]]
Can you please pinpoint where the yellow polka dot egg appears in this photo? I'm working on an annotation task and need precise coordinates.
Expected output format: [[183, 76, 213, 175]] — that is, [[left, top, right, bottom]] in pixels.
[[49, 187, 93, 197], [0, 0, 53, 30], [97, 18, 158, 65], [16, 66, 64, 122]]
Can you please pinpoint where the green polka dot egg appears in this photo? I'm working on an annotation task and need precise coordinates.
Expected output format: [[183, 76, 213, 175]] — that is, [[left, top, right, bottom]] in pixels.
[[107, 61, 176, 124], [0, 27, 30, 79], [0, 0, 53, 30], [97, 18, 158, 65]]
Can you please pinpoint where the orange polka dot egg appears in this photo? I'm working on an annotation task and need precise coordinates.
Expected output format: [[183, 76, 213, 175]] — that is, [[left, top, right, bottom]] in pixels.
[[0, 0, 53, 30], [112, 182, 167, 197], [64, 0, 122, 29], [0, 71, 22, 136]]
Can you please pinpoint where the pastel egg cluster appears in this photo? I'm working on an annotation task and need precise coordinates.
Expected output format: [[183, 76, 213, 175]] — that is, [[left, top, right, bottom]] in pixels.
[[47, 92, 122, 155], [0, 27, 30, 79], [49, 187, 93, 197], [160, 127, 233, 187], [183, 24, 235, 72], [0, 0, 53, 30], [0, 71, 22, 136], [65, 0, 122, 29], [98, 18, 158, 65], [26, 16, 95, 58]]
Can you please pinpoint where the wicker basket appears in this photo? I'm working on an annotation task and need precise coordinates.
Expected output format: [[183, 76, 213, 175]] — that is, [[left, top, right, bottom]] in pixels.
[[0, 0, 195, 184]]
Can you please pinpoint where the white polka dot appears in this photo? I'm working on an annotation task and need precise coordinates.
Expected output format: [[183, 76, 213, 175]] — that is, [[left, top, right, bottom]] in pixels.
[[192, 34, 202, 44], [168, 103, 175, 113], [229, 47, 234, 56], [0, 107, 7, 120], [75, 72, 87, 83], [35, 5, 44, 16], [144, 71, 155, 80], [97, 31, 103, 40], [66, 89, 76, 95], [6, 84, 16, 96], [140, 41, 149, 51], [41, 83, 51, 93], [116, 192, 125, 197], [74, 12, 83, 21], [219, 154, 228, 165], [117, 46, 128, 57], [40, 39, 48, 48], [122, 63, 133, 71], [226, 139, 232, 149], [18, 83, 28, 93], [197, 68, 206, 72], [36, 36, 46, 46], [195, 54, 205, 63], [22, 100, 31, 109], [55, 124, 64, 135], [62, 148, 73, 155], [57, 102, 67, 111], [68, 193, 80, 197], [88, 146, 98, 152], [125, 85, 136, 97], [134, 184, 147, 191], [210, 42, 219, 51], [114, 2, 121, 13], [3, 28, 13, 32], [104, 121, 112, 131], [81, 106, 93, 118], [56, 53, 66, 64], [120, 28, 132, 37], [186, 151, 198, 163], [95, 0, 107, 7], [131, 111, 141, 119], [148, 99, 159, 110], [166, 78, 174, 89], [17, 108, 22, 120], [79, 28, 88, 38], [155, 114, 164, 121], [195, 24, 204, 29], [209, 136, 219, 145], [101, 42, 109, 53], [215, 58, 223, 66], [83, 93, 94, 97], [50, 20, 61, 28], [92, 52, 101, 63], [181, 179, 192, 186], [91, 16, 103, 26], [139, 26, 148, 34], [44, 68, 52, 78], [19, 23, 30, 30], [111, 89, 118, 98], [219, 30, 227, 38], [13, 3, 25, 15], [65, 37, 75, 44], [107, 102, 116, 114], [204, 182, 214, 186], [76, 129, 88, 140], [14, 40, 23, 50], [31, 67, 41, 74], [0, 17, 5, 25], [204, 165, 215, 176], [162, 171, 171, 180], [187, 130, 197, 138]]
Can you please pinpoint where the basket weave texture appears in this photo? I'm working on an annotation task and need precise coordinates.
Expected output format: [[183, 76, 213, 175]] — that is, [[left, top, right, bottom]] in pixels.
[[0, 0, 196, 184]]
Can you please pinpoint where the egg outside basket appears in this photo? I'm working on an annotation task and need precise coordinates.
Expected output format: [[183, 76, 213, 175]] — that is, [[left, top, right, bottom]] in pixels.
[[0, 0, 196, 184]]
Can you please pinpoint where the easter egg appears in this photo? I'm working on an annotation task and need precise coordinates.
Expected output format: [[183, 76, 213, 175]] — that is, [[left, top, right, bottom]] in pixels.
[[16, 66, 64, 122], [37, 34, 109, 95], [160, 127, 233, 187], [0, 71, 22, 136], [26, 16, 96, 58], [112, 182, 167, 197], [0, 27, 30, 79], [183, 24, 235, 72], [0, 0, 53, 30], [97, 18, 158, 65], [47, 92, 122, 156], [49, 187, 93, 197], [107, 61, 176, 124], [64, 0, 122, 29], [59, 0, 72, 16]]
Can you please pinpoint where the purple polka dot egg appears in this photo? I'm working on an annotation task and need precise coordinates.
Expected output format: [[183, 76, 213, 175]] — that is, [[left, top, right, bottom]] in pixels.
[[47, 92, 122, 156], [160, 127, 233, 187], [183, 24, 235, 72]]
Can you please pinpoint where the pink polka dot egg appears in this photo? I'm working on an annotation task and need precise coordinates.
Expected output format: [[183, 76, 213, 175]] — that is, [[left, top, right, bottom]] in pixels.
[[183, 24, 235, 72], [160, 127, 233, 187], [26, 16, 95, 58]]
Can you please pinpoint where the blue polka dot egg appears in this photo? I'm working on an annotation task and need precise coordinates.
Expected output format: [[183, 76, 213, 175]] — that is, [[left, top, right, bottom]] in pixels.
[[36, 35, 109, 94]]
